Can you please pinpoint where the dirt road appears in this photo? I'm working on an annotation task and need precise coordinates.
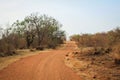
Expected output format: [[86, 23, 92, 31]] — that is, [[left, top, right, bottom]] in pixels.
[[0, 41, 81, 80]]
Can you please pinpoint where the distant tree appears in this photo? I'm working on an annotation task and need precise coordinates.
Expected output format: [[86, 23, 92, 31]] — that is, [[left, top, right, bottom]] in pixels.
[[0, 13, 65, 57], [12, 13, 65, 49], [0, 26, 3, 38], [70, 34, 80, 42]]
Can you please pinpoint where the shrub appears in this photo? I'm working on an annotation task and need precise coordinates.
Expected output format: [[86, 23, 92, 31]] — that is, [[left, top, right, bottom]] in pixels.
[[112, 44, 120, 64], [36, 46, 44, 50], [0, 39, 17, 57]]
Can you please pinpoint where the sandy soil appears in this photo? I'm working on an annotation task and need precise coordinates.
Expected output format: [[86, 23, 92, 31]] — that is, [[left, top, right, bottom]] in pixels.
[[0, 49, 48, 70], [0, 41, 82, 80]]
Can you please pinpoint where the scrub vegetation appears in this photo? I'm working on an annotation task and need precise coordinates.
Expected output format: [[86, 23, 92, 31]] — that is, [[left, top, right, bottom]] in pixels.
[[0, 13, 66, 57]]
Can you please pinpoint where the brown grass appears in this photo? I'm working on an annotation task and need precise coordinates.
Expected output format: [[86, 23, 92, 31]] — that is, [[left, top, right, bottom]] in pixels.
[[65, 47, 120, 80]]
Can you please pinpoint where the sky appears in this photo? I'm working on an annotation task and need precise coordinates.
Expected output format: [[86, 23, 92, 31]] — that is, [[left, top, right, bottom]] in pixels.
[[0, 0, 120, 37]]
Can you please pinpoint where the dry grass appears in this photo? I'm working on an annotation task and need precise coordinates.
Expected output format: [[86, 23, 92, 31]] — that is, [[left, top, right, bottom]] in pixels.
[[0, 49, 51, 70], [65, 47, 120, 80]]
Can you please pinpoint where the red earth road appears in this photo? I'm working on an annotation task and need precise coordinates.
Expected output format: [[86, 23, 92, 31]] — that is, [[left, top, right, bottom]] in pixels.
[[0, 41, 81, 80]]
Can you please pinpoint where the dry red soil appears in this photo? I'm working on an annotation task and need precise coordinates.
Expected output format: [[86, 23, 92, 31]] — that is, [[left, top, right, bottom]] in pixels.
[[0, 41, 81, 80]]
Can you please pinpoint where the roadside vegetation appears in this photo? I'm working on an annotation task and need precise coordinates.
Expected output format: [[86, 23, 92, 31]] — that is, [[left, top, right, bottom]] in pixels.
[[70, 27, 120, 64], [0, 13, 66, 57], [68, 27, 120, 80]]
